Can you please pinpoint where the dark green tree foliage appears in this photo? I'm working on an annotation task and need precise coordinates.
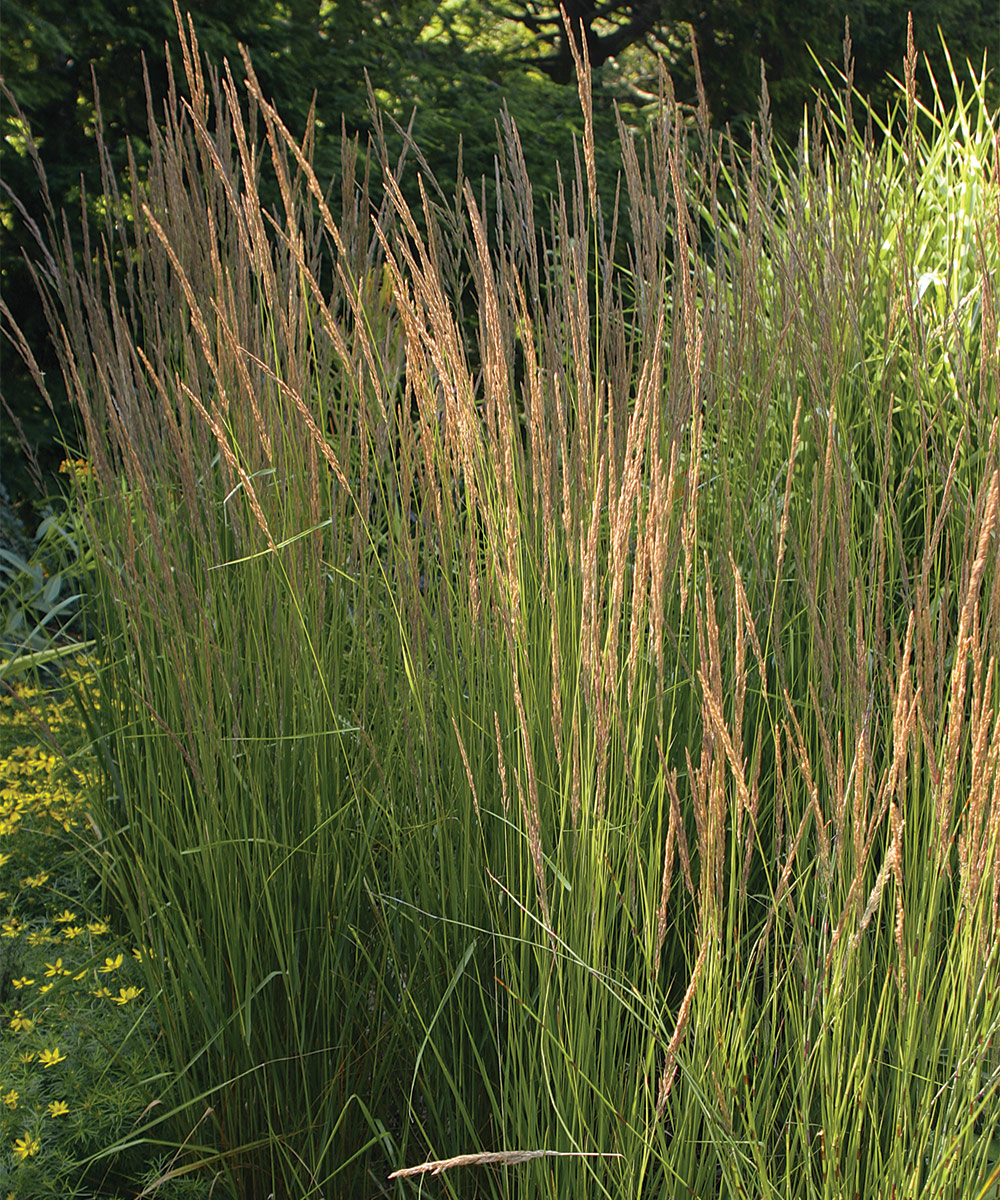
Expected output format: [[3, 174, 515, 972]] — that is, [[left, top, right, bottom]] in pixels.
[[509, 0, 667, 83], [498, 0, 998, 144]]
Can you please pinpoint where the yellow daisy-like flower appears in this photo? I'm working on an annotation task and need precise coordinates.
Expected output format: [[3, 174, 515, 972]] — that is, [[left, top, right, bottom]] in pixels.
[[22, 872, 49, 888], [91, 986, 111, 1000], [8, 1011, 35, 1033], [53, 910, 76, 924], [0, 850, 10, 867], [46, 1100, 69, 1118], [18, 1051, 35, 1065], [62, 926, 85, 940], [87, 920, 109, 935], [10, 977, 34, 989], [2, 1089, 17, 1109], [38, 1046, 66, 1068], [39, 983, 54, 995], [59, 456, 92, 479], [44, 958, 70, 977], [111, 986, 144, 1006], [99, 953, 123, 974], [13, 1132, 40, 1160], [1, 918, 21, 938]]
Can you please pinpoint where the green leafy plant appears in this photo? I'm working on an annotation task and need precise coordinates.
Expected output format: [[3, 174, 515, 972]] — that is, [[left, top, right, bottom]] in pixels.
[[0, 673, 173, 1199], [0, 474, 95, 683]]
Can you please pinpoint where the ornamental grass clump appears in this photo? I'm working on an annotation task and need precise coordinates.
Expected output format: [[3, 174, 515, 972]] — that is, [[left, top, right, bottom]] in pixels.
[[4, 9, 999, 1198]]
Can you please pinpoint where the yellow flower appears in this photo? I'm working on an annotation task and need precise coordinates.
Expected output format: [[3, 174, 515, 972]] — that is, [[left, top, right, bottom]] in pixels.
[[62, 926, 85, 940], [39, 983, 54, 994], [91, 986, 111, 1000], [87, 920, 109, 935], [1, 918, 21, 938], [10, 977, 34, 989], [44, 958, 70, 977], [17, 1051, 35, 1065], [46, 1100, 69, 1118], [53, 910, 76, 924], [8, 1011, 35, 1033], [22, 872, 48, 888], [111, 986, 144, 1006], [0, 851, 10, 867], [99, 953, 123, 974], [59, 457, 91, 479], [13, 1133, 40, 1160], [2, 1090, 17, 1109], [38, 1046, 66, 1068]]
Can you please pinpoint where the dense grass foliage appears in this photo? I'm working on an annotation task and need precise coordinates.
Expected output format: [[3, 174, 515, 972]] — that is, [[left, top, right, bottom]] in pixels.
[[3, 16, 998, 1199]]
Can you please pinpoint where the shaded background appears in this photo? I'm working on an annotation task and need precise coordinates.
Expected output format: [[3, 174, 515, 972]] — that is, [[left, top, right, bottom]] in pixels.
[[2, 0, 998, 520]]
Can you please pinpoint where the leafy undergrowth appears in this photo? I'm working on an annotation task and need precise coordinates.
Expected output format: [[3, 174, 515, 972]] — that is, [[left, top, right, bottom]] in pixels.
[[0, 673, 193, 1198]]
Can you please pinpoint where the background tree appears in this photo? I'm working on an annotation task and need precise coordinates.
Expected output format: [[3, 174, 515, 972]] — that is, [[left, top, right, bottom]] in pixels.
[[493, 0, 998, 143]]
